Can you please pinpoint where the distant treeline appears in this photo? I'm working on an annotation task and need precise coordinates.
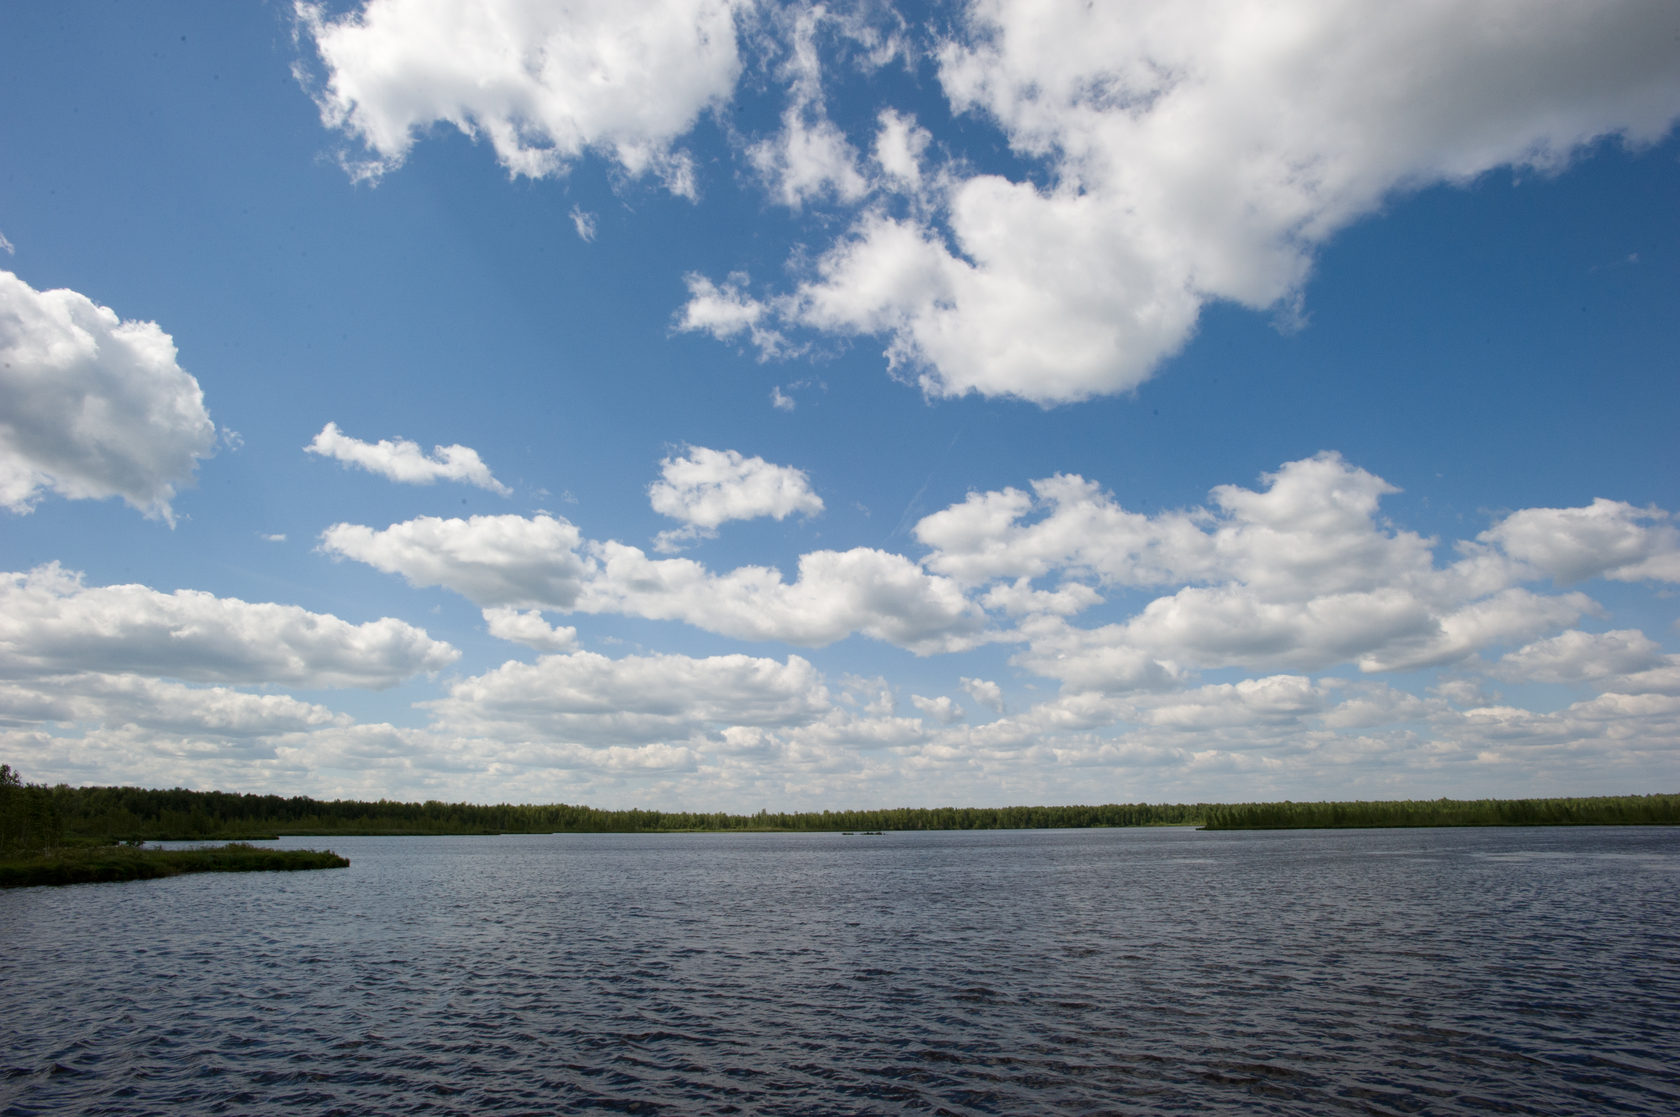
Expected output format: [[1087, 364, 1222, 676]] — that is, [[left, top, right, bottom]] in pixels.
[[5, 766, 1679, 843], [30, 781, 1211, 840], [1202, 794, 1680, 829]]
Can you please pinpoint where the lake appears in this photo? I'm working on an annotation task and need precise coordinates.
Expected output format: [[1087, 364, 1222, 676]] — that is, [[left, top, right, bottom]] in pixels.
[[3, 826, 1677, 1115]]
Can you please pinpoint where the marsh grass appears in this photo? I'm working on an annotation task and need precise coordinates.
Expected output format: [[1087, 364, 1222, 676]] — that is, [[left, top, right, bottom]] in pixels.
[[0, 842, 349, 889]]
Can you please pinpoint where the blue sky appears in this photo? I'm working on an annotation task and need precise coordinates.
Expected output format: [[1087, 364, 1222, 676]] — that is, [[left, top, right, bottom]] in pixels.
[[3, 0, 1678, 809]]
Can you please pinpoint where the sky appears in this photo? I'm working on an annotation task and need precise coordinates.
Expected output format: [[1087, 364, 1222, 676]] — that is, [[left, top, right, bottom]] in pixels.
[[2, 0, 1679, 810]]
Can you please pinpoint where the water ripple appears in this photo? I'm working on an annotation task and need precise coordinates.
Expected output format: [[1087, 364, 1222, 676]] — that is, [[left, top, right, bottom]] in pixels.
[[3, 826, 1678, 1115]]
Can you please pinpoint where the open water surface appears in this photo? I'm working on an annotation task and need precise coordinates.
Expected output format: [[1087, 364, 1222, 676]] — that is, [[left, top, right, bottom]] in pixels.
[[2, 826, 1677, 1115]]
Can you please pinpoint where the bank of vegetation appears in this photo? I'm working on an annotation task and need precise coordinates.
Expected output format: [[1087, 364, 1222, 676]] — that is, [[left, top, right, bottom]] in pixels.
[[0, 843, 349, 889], [1, 765, 349, 888], [1201, 794, 1680, 829], [4, 765, 1676, 840]]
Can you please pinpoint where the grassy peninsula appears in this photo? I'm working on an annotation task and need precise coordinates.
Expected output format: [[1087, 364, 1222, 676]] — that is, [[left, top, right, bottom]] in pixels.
[[2, 765, 350, 888], [0, 842, 350, 889]]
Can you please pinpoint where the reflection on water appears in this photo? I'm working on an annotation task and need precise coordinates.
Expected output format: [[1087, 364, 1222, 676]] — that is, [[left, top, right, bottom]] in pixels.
[[3, 826, 1677, 1115]]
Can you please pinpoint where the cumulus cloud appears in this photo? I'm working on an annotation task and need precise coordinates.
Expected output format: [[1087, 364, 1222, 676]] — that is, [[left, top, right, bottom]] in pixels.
[[676, 273, 793, 358], [0, 674, 348, 738], [321, 510, 983, 653], [296, 0, 747, 189], [746, 4, 870, 209], [305, 421, 510, 494], [686, 0, 1680, 402], [1480, 499, 1680, 583], [910, 693, 964, 724], [649, 444, 823, 550], [0, 270, 217, 522], [482, 607, 578, 652], [960, 676, 1005, 715], [0, 563, 457, 689], [578, 540, 987, 653], [320, 513, 588, 608], [425, 649, 830, 746], [918, 453, 1426, 596], [1490, 629, 1672, 687], [921, 454, 1626, 690]]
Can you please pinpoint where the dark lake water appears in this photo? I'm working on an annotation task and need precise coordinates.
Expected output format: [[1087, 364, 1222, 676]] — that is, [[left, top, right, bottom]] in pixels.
[[3, 826, 1677, 1115]]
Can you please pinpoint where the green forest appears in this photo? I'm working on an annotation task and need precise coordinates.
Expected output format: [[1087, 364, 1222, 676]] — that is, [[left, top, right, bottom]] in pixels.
[[4, 765, 1677, 843]]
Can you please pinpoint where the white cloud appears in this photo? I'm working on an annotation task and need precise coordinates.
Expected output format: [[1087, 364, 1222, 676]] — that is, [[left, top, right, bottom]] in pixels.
[[960, 676, 1005, 714], [910, 693, 964, 724], [482, 607, 578, 652], [0, 674, 348, 738], [1491, 629, 1670, 687], [296, 0, 747, 190], [424, 649, 830, 746], [918, 453, 1428, 596], [0, 230, 13, 255], [688, 0, 1680, 402], [920, 454, 1630, 689], [1133, 675, 1327, 731], [0, 270, 217, 522], [321, 509, 984, 653], [578, 540, 987, 654], [569, 206, 598, 242], [746, 5, 870, 210], [0, 563, 457, 689], [320, 513, 588, 608], [305, 421, 510, 494], [872, 108, 929, 189], [649, 444, 823, 550], [770, 385, 796, 411], [1480, 498, 1680, 583], [675, 272, 792, 357]]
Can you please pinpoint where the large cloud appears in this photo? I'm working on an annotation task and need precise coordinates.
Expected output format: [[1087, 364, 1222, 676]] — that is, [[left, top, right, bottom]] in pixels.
[[0, 270, 217, 522], [1479, 498, 1680, 583], [923, 454, 1611, 689], [323, 512, 985, 653], [0, 564, 457, 689], [296, 0, 748, 189], [683, 0, 1680, 402], [320, 513, 589, 608], [0, 674, 348, 738], [576, 540, 986, 653], [424, 648, 830, 745]]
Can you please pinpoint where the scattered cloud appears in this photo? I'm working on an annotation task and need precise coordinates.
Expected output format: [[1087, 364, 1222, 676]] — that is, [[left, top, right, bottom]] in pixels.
[[649, 444, 823, 550], [569, 206, 597, 242], [685, 0, 1680, 402], [1479, 498, 1680, 583], [960, 676, 1005, 715], [578, 540, 989, 654], [911, 693, 965, 724], [305, 421, 511, 494], [482, 607, 578, 652], [295, 0, 747, 190], [424, 648, 830, 747], [746, 5, 870, 210], [320, 513, 588, 609], [0, 563, 457, 689], [1, 270, 217, 523]]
